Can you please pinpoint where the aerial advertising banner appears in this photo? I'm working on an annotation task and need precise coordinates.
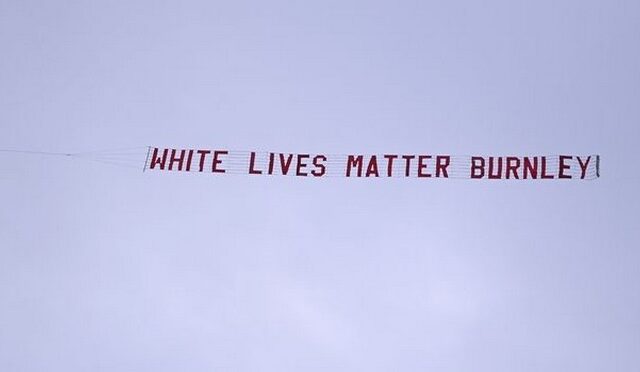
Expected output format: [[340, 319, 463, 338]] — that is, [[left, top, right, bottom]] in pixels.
[[145, 147, 600, 180]]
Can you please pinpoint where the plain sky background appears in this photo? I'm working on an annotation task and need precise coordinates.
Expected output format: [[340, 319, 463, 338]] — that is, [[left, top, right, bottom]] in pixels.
[[1, 1, 639, 371]]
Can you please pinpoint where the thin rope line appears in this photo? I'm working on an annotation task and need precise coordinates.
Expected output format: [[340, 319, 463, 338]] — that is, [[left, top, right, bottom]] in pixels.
[[0, 149, 76, 156]]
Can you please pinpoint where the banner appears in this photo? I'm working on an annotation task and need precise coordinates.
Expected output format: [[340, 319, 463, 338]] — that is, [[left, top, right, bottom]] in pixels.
[[144, 147, 600, 180]]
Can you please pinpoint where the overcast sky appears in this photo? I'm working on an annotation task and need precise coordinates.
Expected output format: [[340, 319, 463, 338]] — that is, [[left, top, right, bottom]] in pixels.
[[1, 1, 639, 371]]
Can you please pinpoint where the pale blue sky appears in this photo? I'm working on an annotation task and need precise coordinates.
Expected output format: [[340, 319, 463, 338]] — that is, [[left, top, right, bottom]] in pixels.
[[1, 1, 639, 371]]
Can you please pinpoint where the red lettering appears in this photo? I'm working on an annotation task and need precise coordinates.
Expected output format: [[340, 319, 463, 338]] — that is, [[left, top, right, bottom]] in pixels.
[[268, 153, 275, 174], [506, 157, 520, 179], [149, 148, 168, 170], [402, 155, 415, 177], [365, 156, 379, 177], [384, 154, 397, 177], [559, 155, 572, 179], [312, 155, 326, 177], [185, 150, 194, 171], [346, 155, 363, 177], [436, 156, 450, 178], [523, 157, 537, 179], [212, 150, 227, 173], [279, 154, 294, 175], [296, 154, 309, 176], [488, 157, 502, 179], [541, 157, 554, 179], [249, 152, 262, 174], [577, 156, 591, 179], [471, 157, 484, 179], [417, 155, 432, 178], [169, 149, 186, 171], [196, 150, 210, 172]]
